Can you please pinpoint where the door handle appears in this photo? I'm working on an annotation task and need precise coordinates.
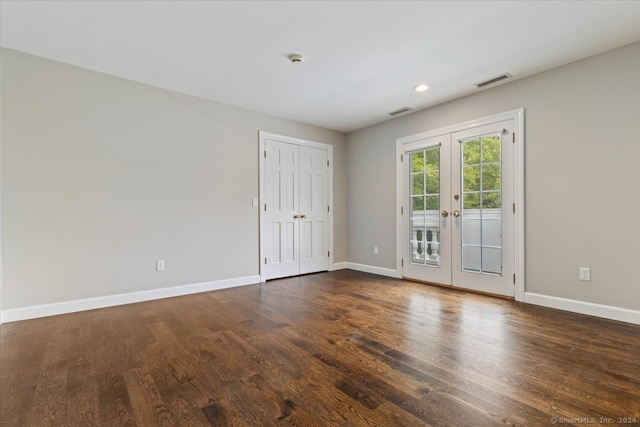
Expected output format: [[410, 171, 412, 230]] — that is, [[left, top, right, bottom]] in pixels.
[[452, 210, 461, 217], [441, 210, 449, 217], [300, 214, 307, 219], [293, 214, 300, 219]]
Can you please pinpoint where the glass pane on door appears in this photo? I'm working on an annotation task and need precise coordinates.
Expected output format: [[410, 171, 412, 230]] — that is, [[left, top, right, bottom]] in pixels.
[[410, 147, 440, 267], [461, 134, 502, 275]]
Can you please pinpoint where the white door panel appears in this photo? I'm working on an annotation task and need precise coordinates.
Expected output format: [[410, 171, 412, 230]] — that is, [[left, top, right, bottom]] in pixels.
[[451, 121, 515, 296], [264, 140, 299, 279], [402, 135, 452, 286], [299, 146, 328, 274]]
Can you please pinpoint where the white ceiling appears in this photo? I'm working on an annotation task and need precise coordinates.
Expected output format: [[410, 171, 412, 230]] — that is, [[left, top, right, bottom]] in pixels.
[[2, 1, 640, 133]]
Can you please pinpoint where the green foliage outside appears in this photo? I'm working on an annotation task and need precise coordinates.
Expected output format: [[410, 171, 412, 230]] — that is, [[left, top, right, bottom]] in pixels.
[[410, 135, 501, 211], [411, 148, 439, 212], [462, 136, 501, 209]]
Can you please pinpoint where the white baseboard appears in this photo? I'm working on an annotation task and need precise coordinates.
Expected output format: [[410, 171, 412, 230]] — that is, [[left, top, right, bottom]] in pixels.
[[330, 262, 348, 271], [5, 274, 637, 326], [524, 292, 640, 325], [346, 262, 402, 279], [1, 275, 261, 323]]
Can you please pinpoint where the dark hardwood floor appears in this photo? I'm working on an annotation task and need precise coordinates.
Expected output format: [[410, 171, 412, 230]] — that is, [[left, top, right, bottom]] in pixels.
[[1, 270, 639, 426]]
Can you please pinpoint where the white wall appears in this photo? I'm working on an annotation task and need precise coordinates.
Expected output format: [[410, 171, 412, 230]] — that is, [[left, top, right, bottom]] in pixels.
[[346, 41, 640, 313], [1, 49, 346, 317]]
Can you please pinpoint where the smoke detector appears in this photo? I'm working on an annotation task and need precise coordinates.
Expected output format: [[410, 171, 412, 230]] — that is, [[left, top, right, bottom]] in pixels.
[[288, 54, 304, 64]]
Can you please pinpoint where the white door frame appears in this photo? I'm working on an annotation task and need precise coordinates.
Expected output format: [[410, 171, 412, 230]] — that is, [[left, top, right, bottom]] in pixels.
[[259, 131, 333, 282], [395, 109, 525, 301]]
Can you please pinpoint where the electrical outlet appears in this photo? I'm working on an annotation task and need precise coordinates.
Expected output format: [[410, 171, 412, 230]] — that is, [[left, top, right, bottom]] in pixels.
[[156, 260, 165, 272], [579, 267, 590, 281], [374, 246, 379, 255]]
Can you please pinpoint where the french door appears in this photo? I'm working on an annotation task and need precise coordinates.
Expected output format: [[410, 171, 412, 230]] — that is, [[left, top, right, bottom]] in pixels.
[[261, 134, 331, 280], [400, 115, 520, 297]]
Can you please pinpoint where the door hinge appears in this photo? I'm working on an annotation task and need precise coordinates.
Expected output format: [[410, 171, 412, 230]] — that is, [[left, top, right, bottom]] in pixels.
[[512, 132, 515, 143], [327, 160, 330, 167], [264, 150, 267, 157], [401, 154, 403, 162], [513, 203, 515, 214], [513, 273, 516, 284], [328, 205, 330, 212], [401, 206, 404, 215], [265, 257, 267, 265], [264, 204, 267, 211], [401, 259, 404, 267], [328, 251, 330, 257]]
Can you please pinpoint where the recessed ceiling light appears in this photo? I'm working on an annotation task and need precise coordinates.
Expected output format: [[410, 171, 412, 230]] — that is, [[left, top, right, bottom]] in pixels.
[[414, 83, 429, 92]]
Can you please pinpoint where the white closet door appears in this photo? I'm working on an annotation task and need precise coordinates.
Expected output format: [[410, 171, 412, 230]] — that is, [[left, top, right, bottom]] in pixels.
[[264, 140, 300, 280], [263, 138, 329, 280], [299, 146, 329, 275]]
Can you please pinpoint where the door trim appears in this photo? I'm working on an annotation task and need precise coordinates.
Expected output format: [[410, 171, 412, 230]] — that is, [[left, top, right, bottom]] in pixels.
[[259, 131, 333, 282], [395, 109, 525, 301]]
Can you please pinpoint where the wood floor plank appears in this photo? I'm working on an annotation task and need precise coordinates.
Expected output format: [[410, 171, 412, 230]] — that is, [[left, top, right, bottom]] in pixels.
[[64, 362, 100, 426], [22, 329, 70, 426], [122, 367, 175, 426], [91, 312, 138, 426], [2, 270, 640, 426], [257, 327, 432, 426], [0, 319, 52, 426], [345, 331, 542, 425]]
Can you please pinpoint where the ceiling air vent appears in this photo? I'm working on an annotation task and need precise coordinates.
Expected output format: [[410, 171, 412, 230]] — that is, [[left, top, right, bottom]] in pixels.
[[475, 73, 512, 88], [388, 107, 414, 116]]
